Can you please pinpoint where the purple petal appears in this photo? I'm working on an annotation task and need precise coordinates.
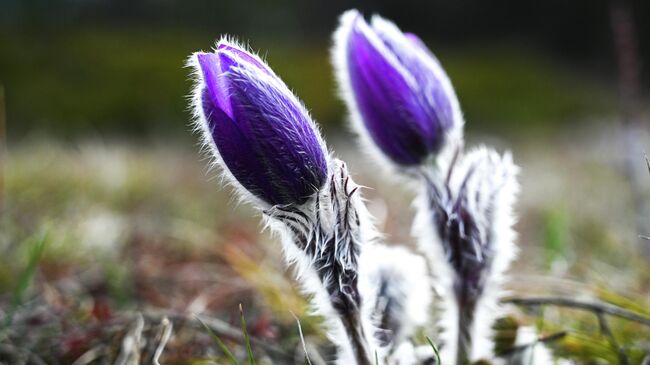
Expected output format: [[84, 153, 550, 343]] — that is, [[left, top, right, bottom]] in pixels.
[[197, 52, 233, 119], [370, 18, 455, 135], [347, 17, 434, 165], [217, 42, 273, 76], [202, 89, 281, 203], [403, 32, 440, 63], [404, 33, 423, 47], [199, 45, 328, 205], [222, 67, 328, 204]]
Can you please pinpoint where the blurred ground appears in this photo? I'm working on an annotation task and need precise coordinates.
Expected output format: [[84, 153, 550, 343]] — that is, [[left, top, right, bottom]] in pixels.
[[1, 121, 650, 363]]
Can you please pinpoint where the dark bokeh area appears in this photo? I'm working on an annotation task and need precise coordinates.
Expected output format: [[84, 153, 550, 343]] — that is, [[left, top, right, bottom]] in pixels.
[[1, 0, 649, 139]]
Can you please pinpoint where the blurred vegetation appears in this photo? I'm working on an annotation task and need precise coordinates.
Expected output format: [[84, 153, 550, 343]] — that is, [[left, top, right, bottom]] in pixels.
[[1, 138, 649, 363], [1, 28, 616, 140], [542, 208, 569, 270]]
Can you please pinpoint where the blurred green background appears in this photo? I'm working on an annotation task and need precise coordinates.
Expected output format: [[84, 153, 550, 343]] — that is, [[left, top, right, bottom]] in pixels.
[[2, 0, 649, 140]]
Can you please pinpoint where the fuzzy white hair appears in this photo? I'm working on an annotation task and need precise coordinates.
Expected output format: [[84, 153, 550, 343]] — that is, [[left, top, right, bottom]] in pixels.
[[413, 146, 519, 364], [358, 244, 432, 356], [188, 38, 380, 364], [265, 159, 381, 365]]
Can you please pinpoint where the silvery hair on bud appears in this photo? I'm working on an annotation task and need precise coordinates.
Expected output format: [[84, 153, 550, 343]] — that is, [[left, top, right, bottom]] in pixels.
[[413, 146, 519, 364], [265, 159, 380, 365]]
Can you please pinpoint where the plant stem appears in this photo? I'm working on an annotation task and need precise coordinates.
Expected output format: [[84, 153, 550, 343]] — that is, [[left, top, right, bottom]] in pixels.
[[503, 296, 650, 327], [340, 311, 373, 365]]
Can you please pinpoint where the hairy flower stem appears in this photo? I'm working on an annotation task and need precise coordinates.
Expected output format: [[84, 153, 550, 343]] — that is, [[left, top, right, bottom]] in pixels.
[[422, 169, 481, 365], [456, 294, 477, 365], [341, 311, 373, 365], [267, 160, 375, 365]]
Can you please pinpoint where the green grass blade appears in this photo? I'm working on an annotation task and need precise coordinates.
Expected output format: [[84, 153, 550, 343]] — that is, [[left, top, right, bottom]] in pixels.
[[195, 315, 239, 365], [14, 230, 48, 303], [239, 304, 256, 365], [290, 311, 312, 365], [426, 337, 442, 365], [1, 229, 48, 335]]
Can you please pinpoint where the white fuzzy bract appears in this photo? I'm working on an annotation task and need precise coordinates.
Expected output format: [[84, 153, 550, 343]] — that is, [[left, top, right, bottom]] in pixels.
[[265, 159, 381, 365], [413, 146, 519, 364], [358, 244, 432, 354]]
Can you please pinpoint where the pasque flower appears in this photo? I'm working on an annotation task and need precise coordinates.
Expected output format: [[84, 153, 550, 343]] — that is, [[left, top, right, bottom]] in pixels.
[[192, 40, 328, 206], [333, 10, 522, 363], [332, 10, 462, 167], [190, 39, 379, 365]]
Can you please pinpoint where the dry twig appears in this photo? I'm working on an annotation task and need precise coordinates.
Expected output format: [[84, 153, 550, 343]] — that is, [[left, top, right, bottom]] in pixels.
[[504, 296, 650, 327], [151, 317, 173, 365], [114, 314, 145, 365]]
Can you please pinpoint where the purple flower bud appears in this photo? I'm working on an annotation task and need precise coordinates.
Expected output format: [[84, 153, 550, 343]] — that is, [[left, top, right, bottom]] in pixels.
[[333, 10, 462, 166], [191, 40, 329, 206]]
